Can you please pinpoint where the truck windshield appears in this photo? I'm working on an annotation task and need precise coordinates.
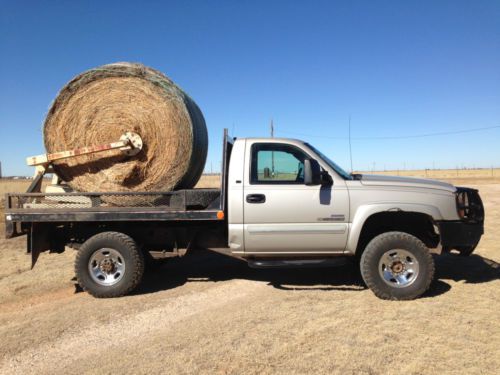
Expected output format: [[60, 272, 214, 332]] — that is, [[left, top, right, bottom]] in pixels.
[[305, 143, 352, 180]]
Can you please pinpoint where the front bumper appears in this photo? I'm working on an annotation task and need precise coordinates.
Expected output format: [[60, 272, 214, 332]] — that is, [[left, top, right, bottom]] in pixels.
[[437, 221, 484, 249], [437, 186, 485, 254]]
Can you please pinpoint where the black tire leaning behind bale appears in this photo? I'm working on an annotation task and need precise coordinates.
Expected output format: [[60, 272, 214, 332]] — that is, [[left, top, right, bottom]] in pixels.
[[360, 231, 435, 300], [75, 232, 145, 298]]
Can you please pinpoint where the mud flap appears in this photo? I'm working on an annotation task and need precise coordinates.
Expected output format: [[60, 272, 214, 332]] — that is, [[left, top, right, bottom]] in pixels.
[[5, 219, 16, 239], [27, 223, 51, 269]]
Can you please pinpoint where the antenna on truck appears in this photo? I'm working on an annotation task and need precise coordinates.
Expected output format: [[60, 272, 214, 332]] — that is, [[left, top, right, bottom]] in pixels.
[[270, 118, 275, 177], [349, 115, 354, 172]]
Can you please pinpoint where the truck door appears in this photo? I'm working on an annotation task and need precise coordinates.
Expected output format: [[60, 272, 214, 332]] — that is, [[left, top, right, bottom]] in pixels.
[[243, 141, 349, 254]]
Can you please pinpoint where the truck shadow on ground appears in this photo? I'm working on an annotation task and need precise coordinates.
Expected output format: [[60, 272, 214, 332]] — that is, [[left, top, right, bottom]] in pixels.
[[132, 250, 499, 298]]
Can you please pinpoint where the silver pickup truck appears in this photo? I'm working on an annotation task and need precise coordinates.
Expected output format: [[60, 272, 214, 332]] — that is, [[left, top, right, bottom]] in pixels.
[[4, 130, 484, 300]]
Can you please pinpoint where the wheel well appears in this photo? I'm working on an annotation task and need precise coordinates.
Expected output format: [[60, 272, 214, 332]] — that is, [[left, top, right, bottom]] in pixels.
[[355, 212, 439, 256]]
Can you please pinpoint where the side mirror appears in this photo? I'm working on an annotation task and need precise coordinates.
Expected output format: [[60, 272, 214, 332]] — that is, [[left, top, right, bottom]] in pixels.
[[320, 171, 333, 186], [304, 159, 321, 185]]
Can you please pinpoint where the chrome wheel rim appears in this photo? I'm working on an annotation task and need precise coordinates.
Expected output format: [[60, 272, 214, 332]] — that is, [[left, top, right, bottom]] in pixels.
[[88, 248, 125, 286], [378, 249, 419, 288]]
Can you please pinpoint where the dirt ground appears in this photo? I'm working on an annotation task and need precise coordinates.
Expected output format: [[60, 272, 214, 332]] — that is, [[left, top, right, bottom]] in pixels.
[[0, 176, 499, 374]]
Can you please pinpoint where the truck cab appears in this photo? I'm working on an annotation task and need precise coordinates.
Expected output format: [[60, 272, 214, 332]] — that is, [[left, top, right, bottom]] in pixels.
[[227, 137, 350, 256], [226, 136, 483, 257]]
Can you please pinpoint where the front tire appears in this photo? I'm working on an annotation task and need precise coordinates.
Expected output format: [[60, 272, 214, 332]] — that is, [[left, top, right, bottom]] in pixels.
[[360, 232, 434, 300], [75, 232, 145, 298]]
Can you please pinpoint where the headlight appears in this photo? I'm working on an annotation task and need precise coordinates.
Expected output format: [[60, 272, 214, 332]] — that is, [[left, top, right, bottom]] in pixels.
[[455, 190, 468, 219], [455, 187, 484, 222]]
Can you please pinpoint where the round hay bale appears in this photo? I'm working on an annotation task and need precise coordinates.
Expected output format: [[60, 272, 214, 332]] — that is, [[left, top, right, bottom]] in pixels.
[[43, 62, 208, 195]]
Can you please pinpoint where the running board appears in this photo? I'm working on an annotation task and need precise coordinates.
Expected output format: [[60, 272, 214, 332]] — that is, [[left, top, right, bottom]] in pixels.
[[248, 258, 349, 269]]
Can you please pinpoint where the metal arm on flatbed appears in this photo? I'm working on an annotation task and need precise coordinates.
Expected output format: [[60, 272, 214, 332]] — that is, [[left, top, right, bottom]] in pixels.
[[25, 131, 143, 193]]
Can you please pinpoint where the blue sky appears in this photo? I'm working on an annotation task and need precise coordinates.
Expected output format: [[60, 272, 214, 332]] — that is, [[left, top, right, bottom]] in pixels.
[[1, 0, 499, 176]]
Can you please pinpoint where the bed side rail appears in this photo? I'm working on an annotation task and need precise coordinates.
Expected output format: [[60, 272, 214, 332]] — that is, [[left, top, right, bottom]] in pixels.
[[5, 189, 221, 211]]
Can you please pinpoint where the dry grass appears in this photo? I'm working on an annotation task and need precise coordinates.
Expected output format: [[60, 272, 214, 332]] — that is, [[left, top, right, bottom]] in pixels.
[[0, 179, 49, 212], [3, 169, 497, 195], [195, 174, 221, 188], [0, 175, 499, 374], [0, 179, 42, 197]]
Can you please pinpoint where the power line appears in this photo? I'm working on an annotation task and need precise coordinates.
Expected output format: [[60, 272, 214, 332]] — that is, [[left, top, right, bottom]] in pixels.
[[278, 124, 500, 140], [356, 124, 500, 140]]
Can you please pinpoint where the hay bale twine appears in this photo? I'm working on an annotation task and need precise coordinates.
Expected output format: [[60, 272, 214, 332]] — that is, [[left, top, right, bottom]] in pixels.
[[43, 62, 208, 195]]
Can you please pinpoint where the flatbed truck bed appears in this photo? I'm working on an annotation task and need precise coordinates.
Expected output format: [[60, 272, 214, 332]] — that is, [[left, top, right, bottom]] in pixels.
[[5, 189, 224, 228]]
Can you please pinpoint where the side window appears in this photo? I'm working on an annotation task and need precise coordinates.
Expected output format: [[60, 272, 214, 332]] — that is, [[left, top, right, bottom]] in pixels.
[[251, 143, 307, 184]]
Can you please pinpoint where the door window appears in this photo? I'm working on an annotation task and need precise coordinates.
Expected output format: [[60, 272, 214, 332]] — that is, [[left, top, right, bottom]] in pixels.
[[250, 143, 308, 184]]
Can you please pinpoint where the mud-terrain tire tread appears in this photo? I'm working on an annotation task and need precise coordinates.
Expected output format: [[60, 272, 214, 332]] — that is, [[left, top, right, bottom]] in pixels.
[[75, 231, 144, 298], [360, 231, 435, 300]]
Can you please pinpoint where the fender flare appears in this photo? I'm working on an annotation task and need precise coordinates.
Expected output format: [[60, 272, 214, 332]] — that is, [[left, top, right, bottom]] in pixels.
[[345, 203, 442, 254]]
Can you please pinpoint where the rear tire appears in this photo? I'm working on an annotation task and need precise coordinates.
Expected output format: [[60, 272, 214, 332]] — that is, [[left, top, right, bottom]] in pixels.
[[360, 231, 434, 300], [75, 232, 144, 298]]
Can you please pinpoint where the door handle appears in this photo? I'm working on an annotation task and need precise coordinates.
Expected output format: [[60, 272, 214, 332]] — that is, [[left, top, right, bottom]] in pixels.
[[246, 194, 266, 204]]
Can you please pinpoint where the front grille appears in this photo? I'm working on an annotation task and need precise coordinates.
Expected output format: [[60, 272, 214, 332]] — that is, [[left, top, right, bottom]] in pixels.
[[456, 188, 484, 223]]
